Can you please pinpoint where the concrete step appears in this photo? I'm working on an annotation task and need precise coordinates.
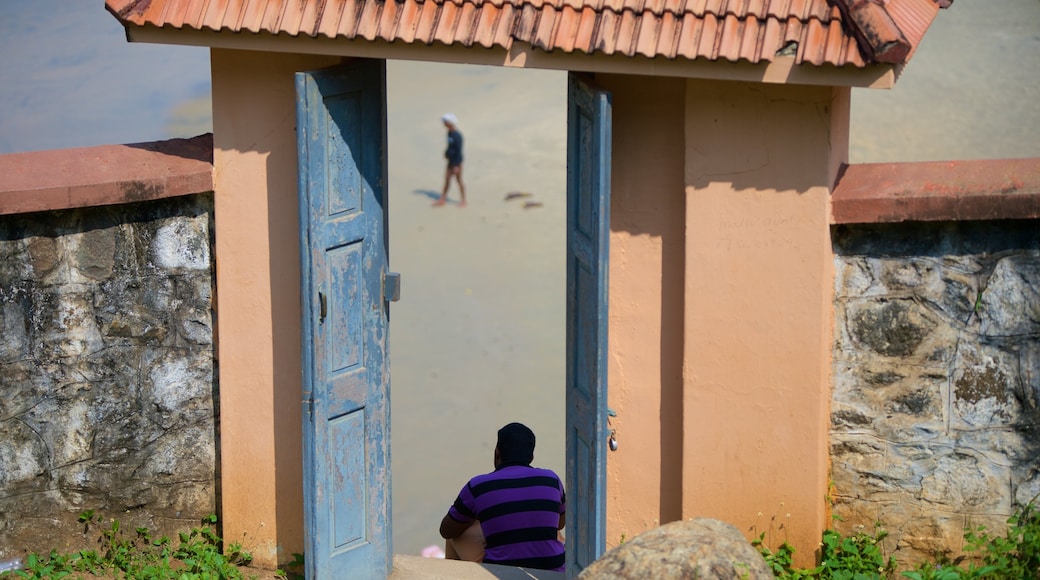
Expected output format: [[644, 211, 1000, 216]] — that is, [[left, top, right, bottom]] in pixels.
[[391, 555, 565, 579]]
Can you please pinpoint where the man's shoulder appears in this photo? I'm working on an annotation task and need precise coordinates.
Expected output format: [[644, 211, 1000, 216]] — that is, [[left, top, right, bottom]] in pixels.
[[529, 465, 562, 480], [470, 465, 561, 482], [504, 465, 563, 483]]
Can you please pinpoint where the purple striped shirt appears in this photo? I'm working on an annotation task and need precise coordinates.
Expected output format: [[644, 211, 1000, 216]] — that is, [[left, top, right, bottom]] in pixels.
[[447, 464, 566, 571]]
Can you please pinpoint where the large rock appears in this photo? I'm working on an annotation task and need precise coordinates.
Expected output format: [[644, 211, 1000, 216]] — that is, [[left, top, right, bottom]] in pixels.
[[577, 518, 772, 579]]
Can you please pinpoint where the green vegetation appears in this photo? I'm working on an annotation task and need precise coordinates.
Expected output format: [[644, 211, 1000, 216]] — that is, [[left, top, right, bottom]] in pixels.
[[5, 502, 1037, 579], [0, 513, 255, 580], [756, 501, 1040, 579]]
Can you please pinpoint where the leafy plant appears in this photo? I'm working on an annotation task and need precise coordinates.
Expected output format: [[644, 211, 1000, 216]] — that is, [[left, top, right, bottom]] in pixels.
[[277, 553, 305, 580], [758, 501, 1040, 580], [0, 514, 254, 580], [754, 534, 813, 579], [902, 497, 1040, 580], [755, 522, 895, 580], [817, 524, 896, 579]]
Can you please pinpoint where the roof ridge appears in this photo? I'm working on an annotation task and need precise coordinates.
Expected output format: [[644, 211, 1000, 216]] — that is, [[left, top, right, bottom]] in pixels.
[[828, 0, 911, 63], [106, 0, 152, 19]]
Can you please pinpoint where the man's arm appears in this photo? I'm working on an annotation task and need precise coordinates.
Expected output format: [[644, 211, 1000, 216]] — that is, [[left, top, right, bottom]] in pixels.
[[440, 513, 472, 539], [558, 478, 567, 530]]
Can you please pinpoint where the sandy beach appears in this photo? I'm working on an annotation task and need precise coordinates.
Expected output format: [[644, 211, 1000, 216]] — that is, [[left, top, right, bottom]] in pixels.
[[385, 60, 569, 556]]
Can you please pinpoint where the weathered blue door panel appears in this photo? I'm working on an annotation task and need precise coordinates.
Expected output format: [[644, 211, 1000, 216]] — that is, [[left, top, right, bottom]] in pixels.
[[565, 74, 611, 576], [297, 60, 391, 580]]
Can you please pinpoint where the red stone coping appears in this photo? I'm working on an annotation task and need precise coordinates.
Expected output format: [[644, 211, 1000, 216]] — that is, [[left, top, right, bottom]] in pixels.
[[0, 134, 213, 217], [831, 158, 1040, 224]]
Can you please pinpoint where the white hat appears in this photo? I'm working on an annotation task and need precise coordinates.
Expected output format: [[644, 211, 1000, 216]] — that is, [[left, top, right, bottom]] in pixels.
[[441, 113, 458, 125]]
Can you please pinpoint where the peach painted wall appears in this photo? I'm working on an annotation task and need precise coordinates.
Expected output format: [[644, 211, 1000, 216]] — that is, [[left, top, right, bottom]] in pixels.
[[597, 74, 687, 547], [681, 79, 849, 566], [211, 49, 341, 568], [207, 48, 849, 570], [597, 75, 849, 565]]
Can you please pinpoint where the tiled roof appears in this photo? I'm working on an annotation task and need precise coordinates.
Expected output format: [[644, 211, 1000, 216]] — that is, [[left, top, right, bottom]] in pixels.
[[106, 0, 944, 68]]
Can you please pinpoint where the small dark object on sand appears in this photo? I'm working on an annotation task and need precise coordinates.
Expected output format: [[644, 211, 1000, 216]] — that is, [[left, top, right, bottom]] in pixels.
[[523, 201, 544, 209], [505, 191, 533, 201]]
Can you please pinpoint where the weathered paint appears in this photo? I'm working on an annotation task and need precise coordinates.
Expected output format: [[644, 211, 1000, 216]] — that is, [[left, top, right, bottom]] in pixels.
[[565, 74, 611, 575], [297, 59, 392, 579], [211, 49, 341, 568]]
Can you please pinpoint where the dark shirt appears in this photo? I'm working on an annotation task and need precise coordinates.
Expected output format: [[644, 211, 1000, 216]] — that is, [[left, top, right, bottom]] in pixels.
[[447, 464, 566, 571], [445, 129, 463, 167]]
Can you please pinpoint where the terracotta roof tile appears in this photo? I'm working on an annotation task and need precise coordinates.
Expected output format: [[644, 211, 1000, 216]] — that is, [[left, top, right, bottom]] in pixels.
[[105, 0, 948, 67]]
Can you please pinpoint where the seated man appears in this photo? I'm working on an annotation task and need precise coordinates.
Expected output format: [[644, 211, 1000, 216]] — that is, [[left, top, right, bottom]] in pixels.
[[439, 422, 566, 572]]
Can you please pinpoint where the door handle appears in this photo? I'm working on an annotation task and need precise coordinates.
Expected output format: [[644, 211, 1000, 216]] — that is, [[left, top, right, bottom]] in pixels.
[[319, 292, 327, 323]]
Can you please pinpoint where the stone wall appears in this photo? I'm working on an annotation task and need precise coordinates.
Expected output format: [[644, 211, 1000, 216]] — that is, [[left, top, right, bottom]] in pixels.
[[0, 194, 216, 560], [831, 219, 1040, 565]]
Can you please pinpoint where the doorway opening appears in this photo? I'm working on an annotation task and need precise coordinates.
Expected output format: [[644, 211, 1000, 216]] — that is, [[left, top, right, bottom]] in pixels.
[[384, 60, 569, 558]]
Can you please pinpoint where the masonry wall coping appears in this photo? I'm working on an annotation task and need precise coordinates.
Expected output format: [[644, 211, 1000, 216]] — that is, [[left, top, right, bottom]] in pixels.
[[2, 135, 1036, 226], [0, 133, 213, 217], [831, 158, 1040, 224]]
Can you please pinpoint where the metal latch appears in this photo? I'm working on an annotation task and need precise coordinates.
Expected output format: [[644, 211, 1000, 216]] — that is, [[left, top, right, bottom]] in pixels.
[[383, 272, 401, 302], [607, 408, 618, 451]]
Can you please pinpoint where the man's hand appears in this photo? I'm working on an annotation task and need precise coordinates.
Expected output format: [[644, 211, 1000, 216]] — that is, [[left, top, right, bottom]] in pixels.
[[439, 514, 472, 539]]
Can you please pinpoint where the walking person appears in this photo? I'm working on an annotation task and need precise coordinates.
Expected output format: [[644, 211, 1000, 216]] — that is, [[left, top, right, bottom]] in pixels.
[[434, 113, 466, 207], [439, 422, 566, 572]]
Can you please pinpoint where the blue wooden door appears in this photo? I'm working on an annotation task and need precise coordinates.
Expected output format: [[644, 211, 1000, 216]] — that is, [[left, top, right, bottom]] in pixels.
[[297, 60, 391, 580], [565, 73, 611, 575]]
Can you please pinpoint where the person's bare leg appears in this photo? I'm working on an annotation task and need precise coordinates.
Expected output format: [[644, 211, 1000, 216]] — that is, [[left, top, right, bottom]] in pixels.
[[444, 538, 460, 560], [434, 166, 451, 206], [447, 521, 485, 562], [456, 166, 467, 207]]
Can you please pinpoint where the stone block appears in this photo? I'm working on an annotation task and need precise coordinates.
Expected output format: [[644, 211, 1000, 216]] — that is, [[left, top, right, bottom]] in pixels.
[[27, 234, 66, 286], [0, 302, 30, 363], [847, 298, 939, 358], [951, 342, 1018, 428], [153, 218, 210, 271], [979, 253, 1040, 338], [69, 226, 116, 283], [35, 290, 104, 358]]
